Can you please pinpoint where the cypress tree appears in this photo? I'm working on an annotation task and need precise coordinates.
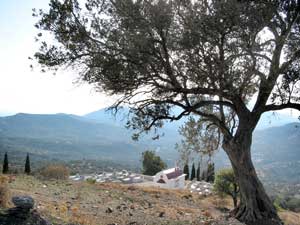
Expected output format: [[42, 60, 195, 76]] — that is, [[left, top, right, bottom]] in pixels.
[[25, 153, 31, 174], [201, 170, 206, 181], [2, 152, 8, 174], [206, 162, 215, 183], [191, 163, 196, 180], [196, 162, 201, 181], [183, 164, 189, 180], [210, 163, 215, 182]]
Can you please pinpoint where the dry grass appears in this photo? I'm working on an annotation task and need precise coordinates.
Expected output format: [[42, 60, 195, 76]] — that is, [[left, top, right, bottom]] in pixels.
[[279, 211, 300, 225], [44, 201, 99, 225], [135, 184, 192, 197], [7, 175, 300, 225], [0, 175, 10, 208], [209, 195, 233, 209], [39, 165, 70, 180]]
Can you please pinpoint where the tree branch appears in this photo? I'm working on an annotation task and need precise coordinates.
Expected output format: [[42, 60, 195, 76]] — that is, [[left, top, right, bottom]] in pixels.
[[263, 102, 300, 112]]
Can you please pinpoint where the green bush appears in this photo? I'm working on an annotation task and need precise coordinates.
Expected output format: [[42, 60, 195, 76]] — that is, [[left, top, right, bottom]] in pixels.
[[86, 178, 96, 184], [286, 198, 300, 212]]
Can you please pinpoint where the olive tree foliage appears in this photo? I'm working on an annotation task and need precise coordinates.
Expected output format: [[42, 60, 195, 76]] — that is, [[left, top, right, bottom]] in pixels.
[[33, 0, 300, 137], [33, 0, 300, 130], [33, 0, 300, 223]]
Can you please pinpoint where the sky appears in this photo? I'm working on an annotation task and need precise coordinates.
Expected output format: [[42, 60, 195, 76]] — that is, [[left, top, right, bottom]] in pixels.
[[0, 0, 115, 116], [0, 0, 299, 119]]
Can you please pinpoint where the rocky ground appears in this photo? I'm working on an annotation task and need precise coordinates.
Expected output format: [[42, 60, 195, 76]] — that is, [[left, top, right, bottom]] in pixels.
[[1, 175, 298, 225]]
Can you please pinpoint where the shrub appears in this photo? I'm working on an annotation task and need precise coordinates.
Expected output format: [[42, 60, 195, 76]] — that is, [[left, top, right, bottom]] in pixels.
[[39, 165, 70, 180], [0, 175, 10, 208], [86, 178, 96, 184], [286, 198, 300, 212], [273, 197, 284, 212]]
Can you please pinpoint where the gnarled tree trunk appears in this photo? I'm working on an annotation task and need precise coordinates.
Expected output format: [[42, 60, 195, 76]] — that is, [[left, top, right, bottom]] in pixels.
[[223, 133, 283, 225]]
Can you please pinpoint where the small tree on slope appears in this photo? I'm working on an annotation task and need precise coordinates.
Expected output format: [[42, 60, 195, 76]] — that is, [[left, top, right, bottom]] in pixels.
[[2, 153, 8, 174]]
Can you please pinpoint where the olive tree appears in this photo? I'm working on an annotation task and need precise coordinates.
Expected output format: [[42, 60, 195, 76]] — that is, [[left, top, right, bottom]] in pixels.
[[33, 0, 300, 224], [214, 168, 239, 208]]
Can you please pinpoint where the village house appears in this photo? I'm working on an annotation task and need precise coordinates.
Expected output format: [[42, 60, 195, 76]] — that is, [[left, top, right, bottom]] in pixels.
[[153, 167, 186, 189]]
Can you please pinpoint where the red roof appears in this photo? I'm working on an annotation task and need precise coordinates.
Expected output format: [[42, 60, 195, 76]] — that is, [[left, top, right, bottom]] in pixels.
[[166, 168, 183, 179]]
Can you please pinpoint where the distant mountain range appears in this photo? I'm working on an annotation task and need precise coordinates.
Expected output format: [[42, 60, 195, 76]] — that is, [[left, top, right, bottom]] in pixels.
[[0, 109, 299, 182], [0, 110, 181, 166]]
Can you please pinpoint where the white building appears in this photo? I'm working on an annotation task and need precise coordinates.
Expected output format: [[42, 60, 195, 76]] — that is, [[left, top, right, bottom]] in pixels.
[[153, 167, 186, 189]]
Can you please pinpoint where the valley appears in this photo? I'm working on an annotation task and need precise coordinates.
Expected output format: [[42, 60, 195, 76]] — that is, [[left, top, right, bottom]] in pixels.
[[0, 110, 299, 183]]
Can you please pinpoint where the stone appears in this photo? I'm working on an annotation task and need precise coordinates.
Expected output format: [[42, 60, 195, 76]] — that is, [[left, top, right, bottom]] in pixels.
[[159, 212, 165, 218], [106, 207, 113, 213], [12, 196, 34, 210]]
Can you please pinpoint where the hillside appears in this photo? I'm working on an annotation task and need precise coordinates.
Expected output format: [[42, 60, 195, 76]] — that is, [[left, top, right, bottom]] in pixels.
[[0, 113, 141, 164], [0, 112, 180, 167], [253, 123, 300, 164], [2, 175, 298, 225], [0, 110, 299, 183], [252, 123, 300, 183], [214, 123, 300, 183]]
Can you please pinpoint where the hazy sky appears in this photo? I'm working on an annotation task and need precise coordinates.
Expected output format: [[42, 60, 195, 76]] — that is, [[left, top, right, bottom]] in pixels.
[[0, 0, 115, 116], [0, 1, 299, 119]]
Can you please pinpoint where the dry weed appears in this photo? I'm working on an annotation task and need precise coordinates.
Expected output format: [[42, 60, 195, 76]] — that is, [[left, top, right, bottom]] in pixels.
[[39, 165, 70, 180], [0, 175, 10, 208], [279, 211, 300, 225]]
